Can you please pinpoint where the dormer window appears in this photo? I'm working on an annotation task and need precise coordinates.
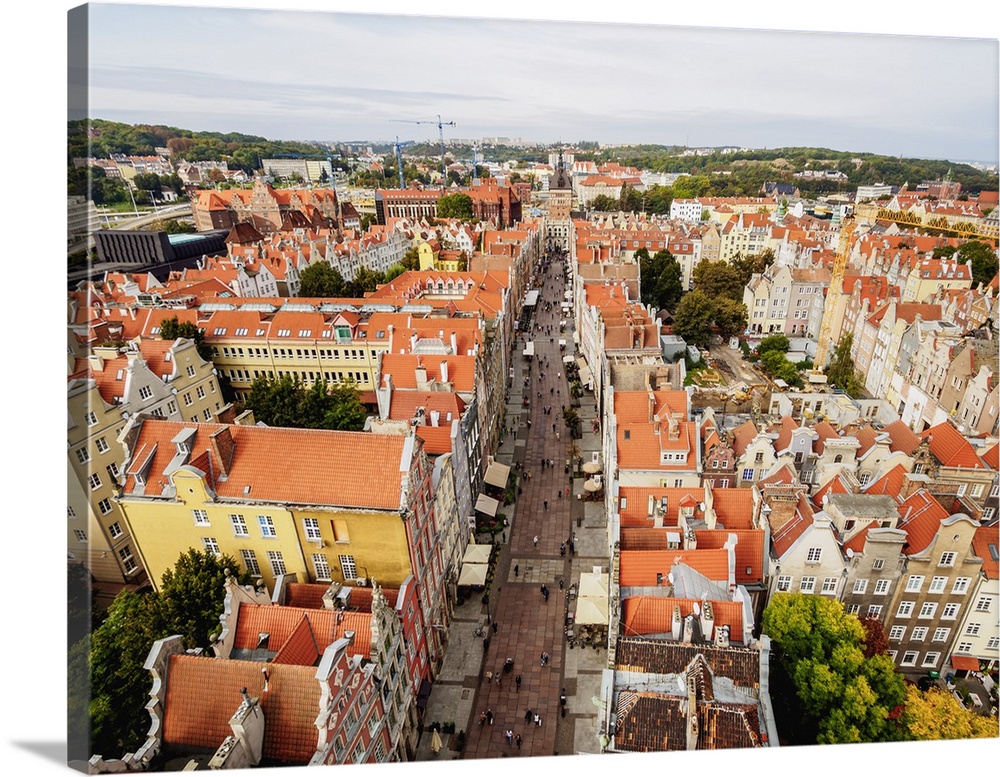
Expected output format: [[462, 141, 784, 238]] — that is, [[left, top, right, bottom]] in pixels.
[[277, 329, 291, 337], [213, 328, 227, 336], [256, 328, 266, 336]]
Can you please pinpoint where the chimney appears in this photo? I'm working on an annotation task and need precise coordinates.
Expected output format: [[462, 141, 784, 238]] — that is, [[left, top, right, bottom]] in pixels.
[[647, 494, 655, 520], [682, 613, 695, 643], [210, 426, 236, 477], [430, 410, 440, 427], [700, 599, 715, 643], [387, 323, 394, 353], [440, 360, 449, 384], [450, 331, 457, 354], [671, 604, 683, 640]]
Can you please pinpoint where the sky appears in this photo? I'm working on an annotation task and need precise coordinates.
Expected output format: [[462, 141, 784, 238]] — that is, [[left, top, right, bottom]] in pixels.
[[1, 2, 999, 777], [76, 1, 1000, 164]]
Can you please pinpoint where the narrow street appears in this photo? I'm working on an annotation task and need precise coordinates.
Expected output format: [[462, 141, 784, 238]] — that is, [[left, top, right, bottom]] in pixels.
[[416, 248, 609, 761]]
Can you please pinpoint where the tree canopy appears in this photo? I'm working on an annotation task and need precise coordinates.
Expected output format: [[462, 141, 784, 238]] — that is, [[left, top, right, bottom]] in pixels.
[[762, 593, 907, 745], [692, 260, 744, 302], [826, 333, 864, 396], [299, 261, 347, 297], [902, 685, 998, 740], [957, 240, 998, 288], [159, 316, 212, 361], [437, 193, 474, 220], [671, 290, 716, 349], [640, 249, 683, 311], [244, 375, 367, 431]]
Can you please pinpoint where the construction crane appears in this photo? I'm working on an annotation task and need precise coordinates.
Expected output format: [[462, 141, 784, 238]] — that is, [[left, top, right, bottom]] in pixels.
[[390, 114, 456, 185], [813, 212, 855, 369]]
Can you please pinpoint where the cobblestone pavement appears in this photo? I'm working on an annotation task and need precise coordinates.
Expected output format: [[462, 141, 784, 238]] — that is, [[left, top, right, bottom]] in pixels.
[[415, 253, 609, 763]]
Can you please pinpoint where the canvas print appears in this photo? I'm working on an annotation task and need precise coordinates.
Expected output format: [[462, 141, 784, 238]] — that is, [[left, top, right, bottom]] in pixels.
[[65, 2, 999, 774]]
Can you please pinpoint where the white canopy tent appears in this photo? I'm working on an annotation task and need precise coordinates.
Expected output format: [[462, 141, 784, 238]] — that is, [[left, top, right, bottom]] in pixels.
[[462, 543, 492, 564], [458, 563, 489, 586], [575, 570, 610, 625], [484, 461, 511, 489], [474, 494, 500, 517]]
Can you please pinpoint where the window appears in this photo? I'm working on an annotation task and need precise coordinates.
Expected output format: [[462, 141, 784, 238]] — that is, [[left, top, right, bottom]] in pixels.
[[867, 605, 882, 618], [118, 545, 137, 573], [957, 642, 973, 654], [74, 529, 87, 542], [109, 521, 123, 539], [267, 551, 286, 576], [922, 652, 940, 667], [138, 385, 153, 400], [755, 451, 764, 463], [852, 579, 868, 595], [806, 547, 822, 564], [88, 472, 102, 491], [183, 392, 193, 406], [987, 637, 1000, 650], [197, 386, 206, 399], [900, 651, 918, 667], [975, 596, 991, 612], [313, 553, 331, 580], [983, 508, 996, 522], [905, 575, 924, 592], [192, 509, 210, 526], [889, 626, 906, 641], [942, 603, 960, 620], [259, 515, 277, 538], [203, 408, 213, 421], [822, 577, 839, 594], [742, 468, 754, 481], [799, 576, 816, 593], [874, 579, 890, 595], [933, 628, 951, 643], [965, 623, 982, 637], [911, 626, 928, 641], [340, 554, 357, 579], [304, 518, 321, 541], [95, 436, 110, 454], [227, 514, 247, 537], [106, 462, 120, 480], [202, 537, 221, 556], [897, 601, 915, 618], [970, 483, 984, 498], [86, 411, 98, 426], [938, 551, 957, 567], [241, 549, 261, 576], [98, 498, 113, 515], [75, 447, 90, 465], [951, 577, 971, 595], [918, 602, 937, 619], [776, 575, 792, 592], [928, 576, 948, 594], [846, 604, 860, 614], [872, 558, 885, 571]]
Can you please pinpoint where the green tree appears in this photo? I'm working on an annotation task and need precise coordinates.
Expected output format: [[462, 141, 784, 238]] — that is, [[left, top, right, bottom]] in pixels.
[[730, 249, 775, 287], [757, 334, 790, 355], [692, 260, 743, 301], [654, 258, 684, 311], [400, 246, 421, 270], [244, 375, 367, 431], [159, 316, 212, 361], [437, 193, 474, 220], [323, 379, 368, 431], [157, 549, 250, 649], [299, 261, 347, 297], [713, 298, 748, 340], [346, 266, 386, 297], [672, 290, 716, 349], [590, 194, 619, 211], [932, 245, 957, 259], [826, 333, 864, 396], [957, 240, 998, 288]]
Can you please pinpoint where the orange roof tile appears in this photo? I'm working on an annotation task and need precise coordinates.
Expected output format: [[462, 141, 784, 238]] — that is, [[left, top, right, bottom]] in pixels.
[[617, 487, 755, 528], [980, 443, 999, 470], [920, 422, 987, 469], [163, 653, 320, 764], [619, 549, 730, 586], [863, 464, 908, 500], [897, 490, 950, 556], [771, 493, 815, 557], [693, 529, 765, 584], [972, 525, 999, 580], [122, 420, 407, 510], [884, 420, 921, 455], [234, 603, 371, 660], [622, 597, 745, 644]]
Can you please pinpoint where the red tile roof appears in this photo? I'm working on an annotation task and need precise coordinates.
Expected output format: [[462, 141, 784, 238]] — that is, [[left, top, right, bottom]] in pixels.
[[771, 493, 815, 557], [619, 549, 730, 586], [122, 420, 407, 510], [622, 597, 745, 643], [693, 529, 765, 584], [234, 603, 371, 660], [972, 525, 999, 580], [812, 420, 840, 455], [980, 443, 999, 470], [919, 422, 987, 469], [884, 420, 921, 455], [617, 487, 755, 529], [163, 653, 320, 764], [863, 464, 908, 500], [730, 420, 759, 457], [897, 490, 950, 556]]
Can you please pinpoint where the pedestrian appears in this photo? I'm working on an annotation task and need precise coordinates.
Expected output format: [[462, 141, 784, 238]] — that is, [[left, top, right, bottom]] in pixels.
[[505, 729, 513, 746], [485, 670, 493, 684], [569, 540, 575, 555], [558, 488, 562, 499], [496, 672, 502, 686], [515, 674, 522, 691], [556, 431, 560, 440], [534, 714, 542, 727], [479, 711, 487, 727], [514, 563, 519, 577], [560, 542, 566, 556], [515, 733, 522, 750], [552, 423, 556, 433], [565, 487, 570, 497], [525, 708, 533, 723], [486, 709, 494, 725], [544, 500, 548, 511], [560, 688, 567, 707], [543, 587, 549, 602], [492, 622, 498, 635], [559, 578, 564, 590], [533, 535, 539, 548]]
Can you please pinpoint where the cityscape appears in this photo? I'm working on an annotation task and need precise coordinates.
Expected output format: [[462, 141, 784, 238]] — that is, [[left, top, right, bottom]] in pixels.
[[40, 2, 1000, 776]]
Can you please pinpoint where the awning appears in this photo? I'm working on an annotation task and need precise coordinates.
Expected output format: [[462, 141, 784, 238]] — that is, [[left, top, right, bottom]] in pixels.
[[951, 654, 980, 671], [575, 596, 609, 625], [584, 478, 603, 492], [463, 543, 491, 564], [578, 571, 608, 598], [558, 339, 567, 346], [582, 460, 601, 474], [524, 289, 540, 307], [523, 341, 535, 357], [458, 562, 489, 586], [563, 354, 575, 364], [475, 494, 500, 517], [484, 461, 511, 489]]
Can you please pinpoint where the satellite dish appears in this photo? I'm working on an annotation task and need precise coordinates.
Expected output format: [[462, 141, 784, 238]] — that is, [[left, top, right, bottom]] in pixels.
[[692, 602, 701, 616], [846, 548, 855, 558]]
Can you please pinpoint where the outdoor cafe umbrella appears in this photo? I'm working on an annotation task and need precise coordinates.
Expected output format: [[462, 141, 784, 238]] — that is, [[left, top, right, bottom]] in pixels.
[[581, 460, 602, 475], [430, 729, 443, 755], [584, 478, 603, 492]]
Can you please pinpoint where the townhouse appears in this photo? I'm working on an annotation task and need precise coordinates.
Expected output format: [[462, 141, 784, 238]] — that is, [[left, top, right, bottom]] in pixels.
[[953, 525, 999, 671]]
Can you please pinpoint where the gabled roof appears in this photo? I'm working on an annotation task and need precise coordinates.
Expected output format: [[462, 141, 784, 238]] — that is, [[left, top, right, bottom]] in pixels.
[[121, 419, 408, 510], [771, 493, 816, 557], [862, 463, 908, 501], [811, 472, 855, 508], [162, 653, 320, 764], [972, 525, 998, 580], [919, 422, 987, 469], [622, 597, 745, 644], [812, 420, 840, 455], [897, 490, 950, 556], [619, 549, 730, 586], [730, 420, 759, 457], [980, 442, 999, 470], [234, 603, 372, 660], [883, 420, 922, 455]]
